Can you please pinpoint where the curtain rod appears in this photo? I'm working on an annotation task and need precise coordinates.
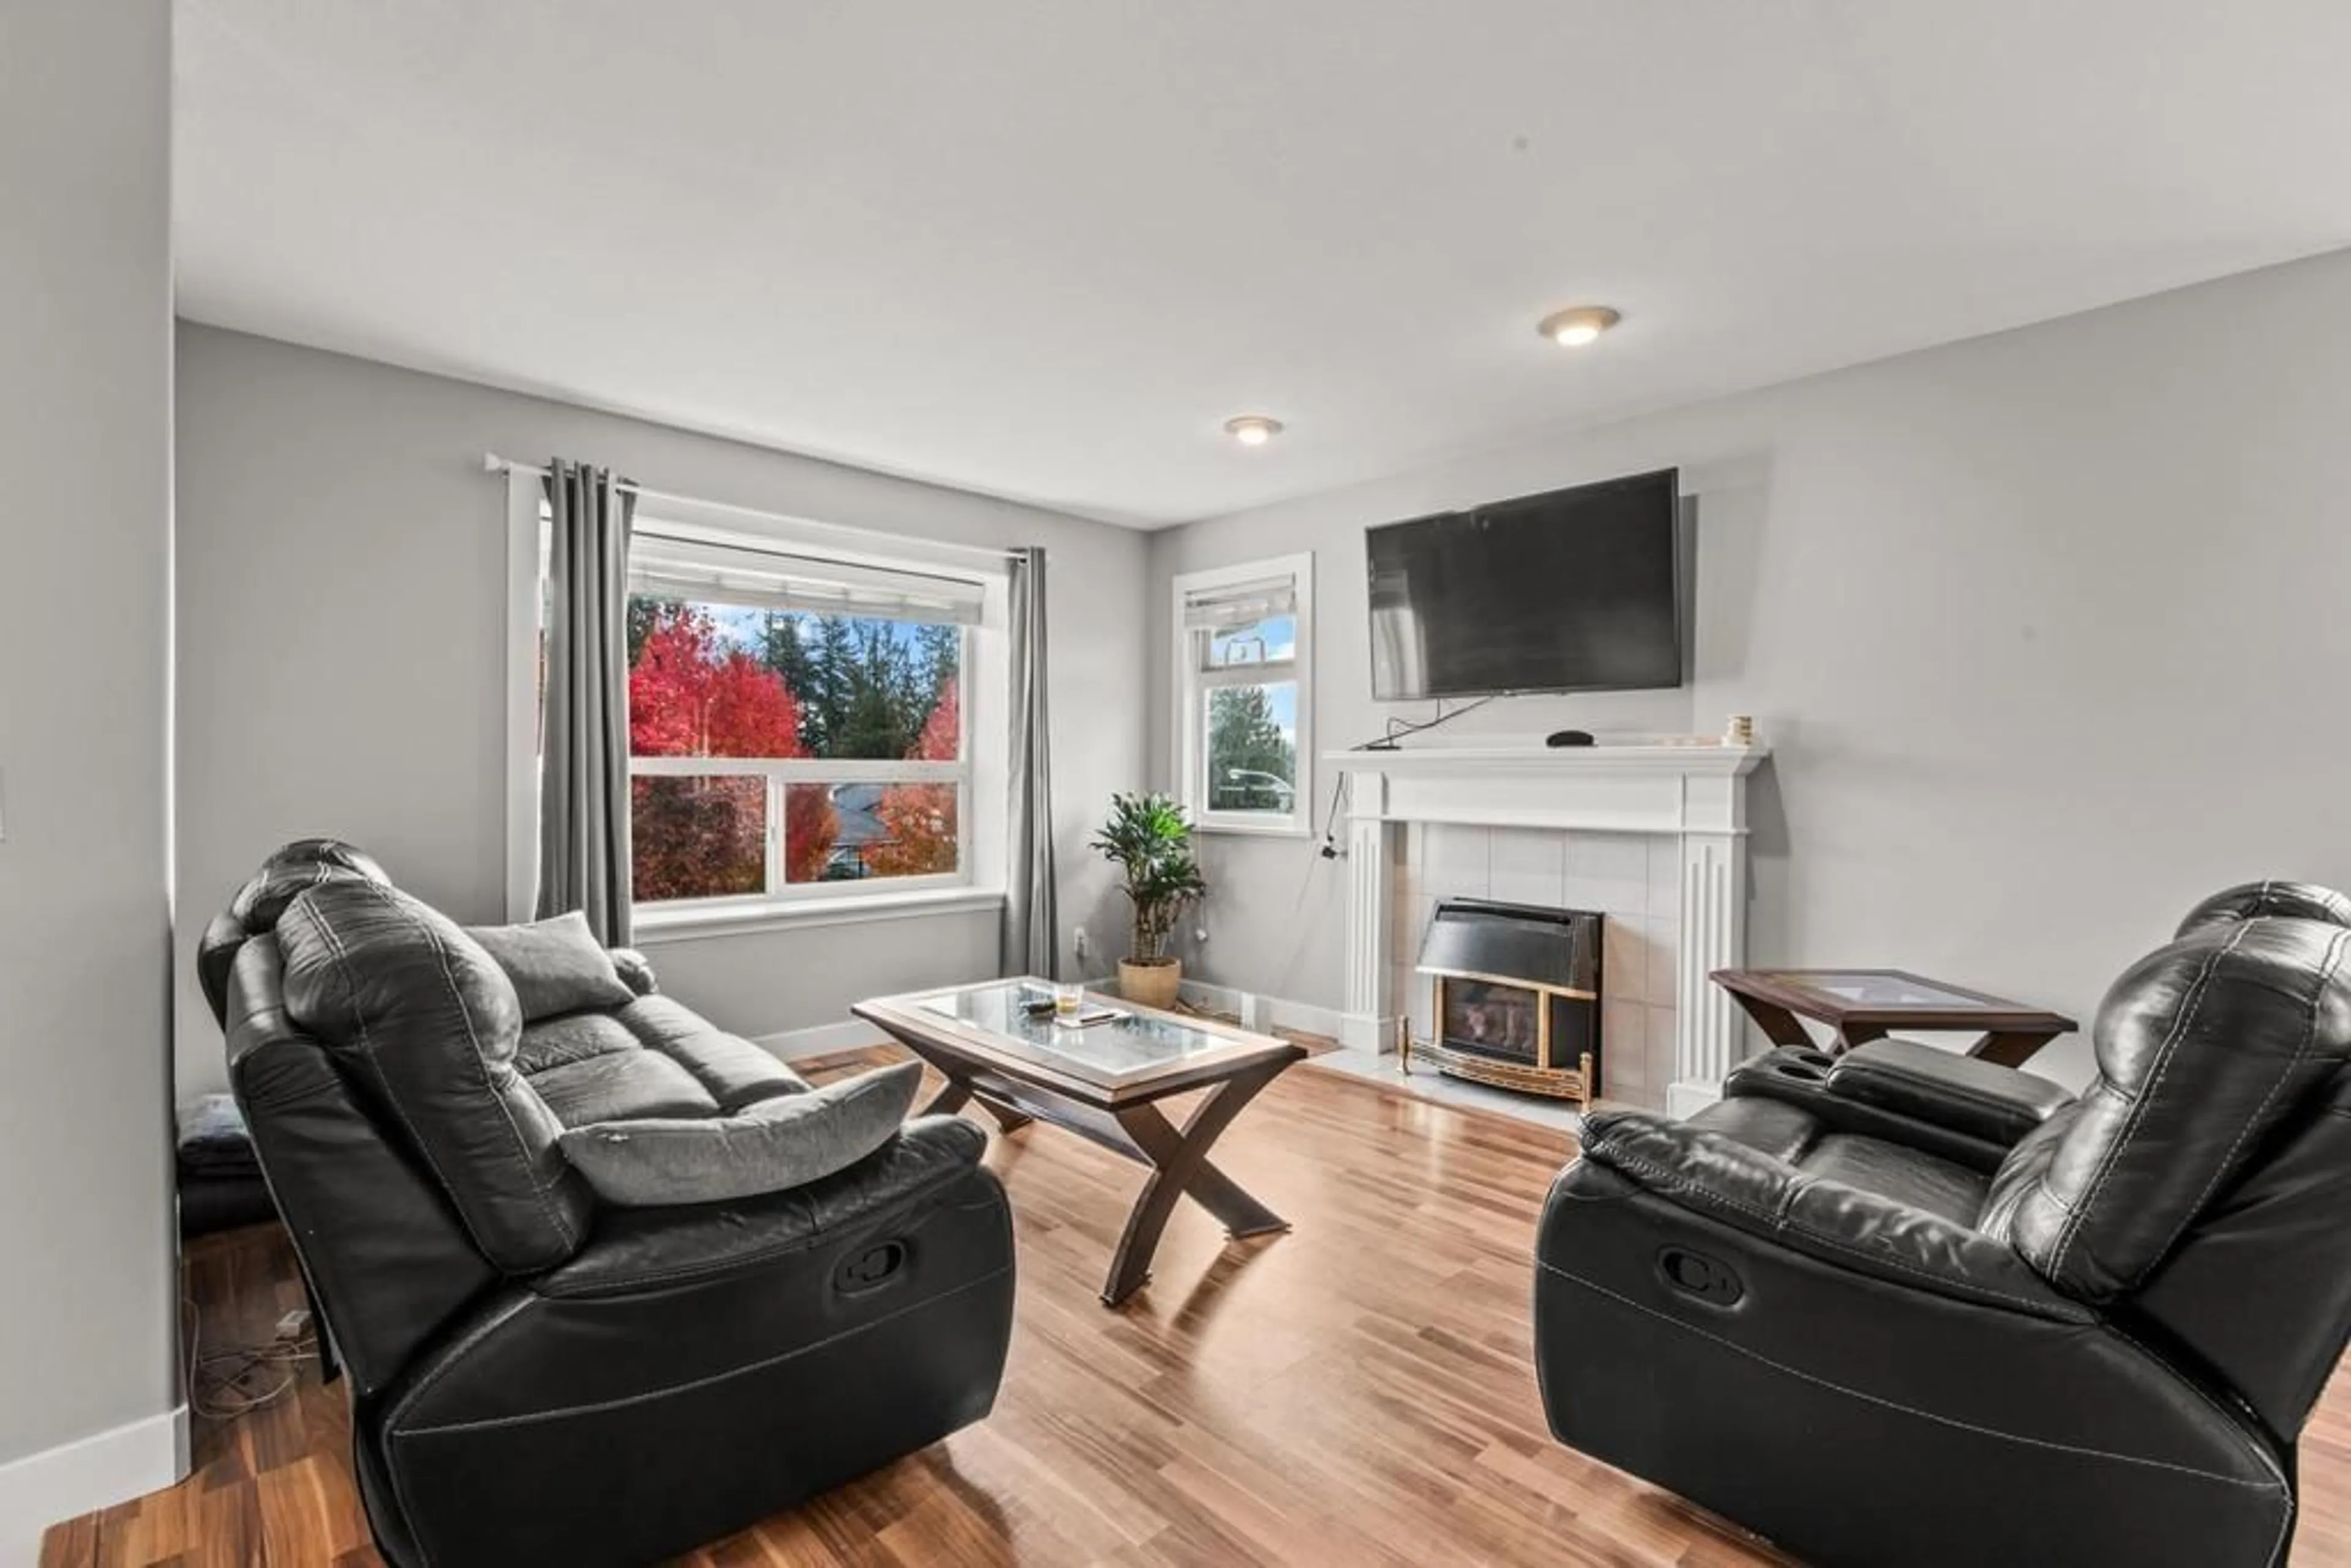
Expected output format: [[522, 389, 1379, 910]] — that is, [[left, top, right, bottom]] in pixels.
[[482, 452, 1026, 565]]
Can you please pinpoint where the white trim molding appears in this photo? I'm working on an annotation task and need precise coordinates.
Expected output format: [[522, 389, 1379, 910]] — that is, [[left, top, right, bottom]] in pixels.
[[1325, 740, 1770, 1116], [0, 1403, 189, 1565], [633, 885, 1005, 944], [1171, 552, 1315, 837]]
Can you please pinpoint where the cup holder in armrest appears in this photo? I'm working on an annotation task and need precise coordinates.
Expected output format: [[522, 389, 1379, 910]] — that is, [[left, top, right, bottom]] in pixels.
[[1726, 1046, 1844, 1103]]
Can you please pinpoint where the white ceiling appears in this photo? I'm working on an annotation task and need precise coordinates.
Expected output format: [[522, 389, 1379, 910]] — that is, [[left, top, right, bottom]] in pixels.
[[175, 1, 2351, 527]]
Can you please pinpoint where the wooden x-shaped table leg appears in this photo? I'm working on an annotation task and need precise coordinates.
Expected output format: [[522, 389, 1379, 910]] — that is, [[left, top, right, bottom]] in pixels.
[[918, 1072, 1033, 1134], [1100, 1059, 1291, 1307]]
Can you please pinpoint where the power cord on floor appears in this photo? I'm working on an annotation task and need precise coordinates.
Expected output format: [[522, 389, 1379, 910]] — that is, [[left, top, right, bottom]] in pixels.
[[183, 1293, 318, 1420]]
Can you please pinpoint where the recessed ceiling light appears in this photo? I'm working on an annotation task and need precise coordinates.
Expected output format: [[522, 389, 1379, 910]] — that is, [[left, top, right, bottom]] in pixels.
[[1539, 306, 1621, 348], [1224, 415, 1284, 446]]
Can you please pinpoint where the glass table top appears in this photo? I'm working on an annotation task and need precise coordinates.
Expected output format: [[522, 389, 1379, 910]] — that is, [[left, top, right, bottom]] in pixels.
[[1758, 971, 1999, 1010], [915, 979, 1254, 1081]]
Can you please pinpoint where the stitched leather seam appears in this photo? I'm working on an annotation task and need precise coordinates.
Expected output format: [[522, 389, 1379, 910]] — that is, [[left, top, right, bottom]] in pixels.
[[2049, 921, 2254, 1281], [1545, 1157, 1637, 1205], [2102, 1322, 2300, 1568], [1584, 1136, 2075, 1319], [2134, 924, 2350, 1289], [376, 1287, 542, 1558], [1536, 1259, 2290, 1498], [301, 902, 498, 1263], [408, 898, 578, 1250], [2101, 1321, 2290, 1493], [389, 1262, 1012, 1438]]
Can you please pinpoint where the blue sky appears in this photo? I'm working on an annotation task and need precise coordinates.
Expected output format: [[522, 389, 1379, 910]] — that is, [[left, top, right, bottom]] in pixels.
[[1209, 613, 1297, 740]]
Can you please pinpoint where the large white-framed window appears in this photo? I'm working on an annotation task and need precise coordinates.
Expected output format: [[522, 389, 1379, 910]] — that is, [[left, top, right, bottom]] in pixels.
[[624, 526, 981, 913], [506, 471, 1008, 931], [1172, 552, 1313, 836]]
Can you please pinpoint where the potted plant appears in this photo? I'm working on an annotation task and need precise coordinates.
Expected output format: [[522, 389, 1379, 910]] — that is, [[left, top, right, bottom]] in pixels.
[[1091, 791, 1207, 1011]]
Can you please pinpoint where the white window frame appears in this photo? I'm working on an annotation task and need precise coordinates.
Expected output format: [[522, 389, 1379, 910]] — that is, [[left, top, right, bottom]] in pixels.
[[1171, 552, 1314, 837], [505, 470, 1008, 933]]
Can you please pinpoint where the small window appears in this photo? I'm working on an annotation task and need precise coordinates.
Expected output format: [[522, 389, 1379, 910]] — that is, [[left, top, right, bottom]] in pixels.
[[624, 528, 977, 907], [1173, 554, 1313, 835]]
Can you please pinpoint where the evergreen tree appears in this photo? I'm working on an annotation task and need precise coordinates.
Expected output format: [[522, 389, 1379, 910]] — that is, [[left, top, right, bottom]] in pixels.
[[800, 615, 860, 756], [1207, 685, 1296, 810], [757, 611, 823, 750]]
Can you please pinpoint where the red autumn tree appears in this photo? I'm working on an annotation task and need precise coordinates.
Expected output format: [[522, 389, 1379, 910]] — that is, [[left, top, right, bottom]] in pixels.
[[627, 606, 837, 896], [865, 678, 961, 877]]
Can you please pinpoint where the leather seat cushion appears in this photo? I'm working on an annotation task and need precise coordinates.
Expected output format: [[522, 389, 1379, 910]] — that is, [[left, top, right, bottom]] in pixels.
[[1684, 1096, 1821, 1165], [612, 996, 810, 1111], [517, 1012, 644, 1075], [519, 997, 810, 1125], [1798, 1133, 1988, 1226], [531, 1048, 719, 1127]]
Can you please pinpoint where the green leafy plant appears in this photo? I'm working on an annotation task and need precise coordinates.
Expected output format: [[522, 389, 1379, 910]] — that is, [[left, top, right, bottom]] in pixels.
[[1090, 792, 1208, 966]]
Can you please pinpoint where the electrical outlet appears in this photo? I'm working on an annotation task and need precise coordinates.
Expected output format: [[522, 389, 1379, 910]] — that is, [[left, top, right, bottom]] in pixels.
[[1072, 926, 1089, 963]]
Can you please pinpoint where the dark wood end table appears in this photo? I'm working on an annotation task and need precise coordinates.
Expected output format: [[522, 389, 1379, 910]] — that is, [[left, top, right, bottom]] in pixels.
[[1709, 967, 2078, 1068], [853, 977, 1306, 1307]]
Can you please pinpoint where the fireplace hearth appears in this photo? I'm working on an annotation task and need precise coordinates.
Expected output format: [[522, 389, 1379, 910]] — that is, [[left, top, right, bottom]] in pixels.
[[1406, 899, 1602, 1103]]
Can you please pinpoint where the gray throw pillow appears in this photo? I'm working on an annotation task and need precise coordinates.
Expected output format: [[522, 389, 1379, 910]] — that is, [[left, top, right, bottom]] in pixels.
[[464, 911, 635, 1022], [557, 1060, 923, 1206]]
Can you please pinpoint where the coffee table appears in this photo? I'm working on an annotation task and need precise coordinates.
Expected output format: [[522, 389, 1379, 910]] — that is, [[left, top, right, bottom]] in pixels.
[[852, 978, 1306, 1306], [1710, 967, 2078, 1067]]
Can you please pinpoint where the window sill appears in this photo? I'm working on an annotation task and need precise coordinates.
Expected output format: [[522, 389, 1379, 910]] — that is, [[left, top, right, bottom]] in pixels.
[[1193, 817, 1313, 839], [633, 886, 1006, 943]]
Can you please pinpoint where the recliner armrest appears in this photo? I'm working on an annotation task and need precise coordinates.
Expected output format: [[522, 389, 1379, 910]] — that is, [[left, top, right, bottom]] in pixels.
[[538, 1116, 989, 1297], [608, 947, 658, 996], [1578, 1110, 2091, 1323], [1827, 1038, 2070, 1148]]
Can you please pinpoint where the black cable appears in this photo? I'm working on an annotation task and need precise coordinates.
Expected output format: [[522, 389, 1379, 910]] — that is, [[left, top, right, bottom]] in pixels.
[[1316, 773, 1349, 859], [1355, 695, 1497, 751]]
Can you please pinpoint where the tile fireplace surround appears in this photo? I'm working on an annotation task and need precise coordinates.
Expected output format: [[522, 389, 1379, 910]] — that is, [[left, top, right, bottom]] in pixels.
[[1326, 741, 1770, 1117]]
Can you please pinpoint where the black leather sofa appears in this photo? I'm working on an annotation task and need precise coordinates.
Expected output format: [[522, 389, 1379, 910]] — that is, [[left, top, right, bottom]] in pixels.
[[1535, 881, 2351, 1567], [199, 841, 1016, 1567]]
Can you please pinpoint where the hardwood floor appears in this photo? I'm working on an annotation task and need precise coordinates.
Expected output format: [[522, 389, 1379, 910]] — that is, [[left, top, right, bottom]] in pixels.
[[46, 1050, 2351, 1566]]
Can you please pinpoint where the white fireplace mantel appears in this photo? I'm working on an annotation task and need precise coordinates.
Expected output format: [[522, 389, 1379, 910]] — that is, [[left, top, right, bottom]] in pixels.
[[1325, 740, 1770, 1117]]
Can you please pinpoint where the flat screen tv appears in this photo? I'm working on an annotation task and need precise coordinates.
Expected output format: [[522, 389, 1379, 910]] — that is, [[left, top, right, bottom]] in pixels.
[[1366, 468, 1682, 700]]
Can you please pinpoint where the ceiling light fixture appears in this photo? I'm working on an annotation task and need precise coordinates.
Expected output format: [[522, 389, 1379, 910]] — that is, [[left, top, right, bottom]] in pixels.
[[1539, 305, 1621, 348], [1223, 415, 1284, 446]]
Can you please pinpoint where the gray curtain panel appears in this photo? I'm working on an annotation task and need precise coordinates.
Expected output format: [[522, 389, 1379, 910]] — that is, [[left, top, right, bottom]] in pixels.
[[1002, 546, 1059, 978], [538, 460, 637, 944]]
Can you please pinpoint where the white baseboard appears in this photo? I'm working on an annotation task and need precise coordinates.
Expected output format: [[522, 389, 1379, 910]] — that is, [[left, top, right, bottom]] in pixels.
[[0, 1403, 188, 1566], [755, 1018, 887, 1061]]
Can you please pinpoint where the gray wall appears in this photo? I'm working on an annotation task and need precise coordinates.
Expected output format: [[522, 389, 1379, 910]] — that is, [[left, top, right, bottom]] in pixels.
[[175, 324, 1149, 1098], [0, 0, 179, 1471], [1151, 248, 2351, 1087]]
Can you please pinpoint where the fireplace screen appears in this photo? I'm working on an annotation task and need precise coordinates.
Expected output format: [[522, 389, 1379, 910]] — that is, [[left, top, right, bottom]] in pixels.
[[1441, 979, 1542, 1063], [1410, 898, 1603, 1103]]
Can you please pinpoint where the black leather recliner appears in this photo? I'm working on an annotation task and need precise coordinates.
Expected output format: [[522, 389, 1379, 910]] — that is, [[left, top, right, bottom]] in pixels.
[[1535, 881, 2351, 1567], [199, 841, 1017, 1567]]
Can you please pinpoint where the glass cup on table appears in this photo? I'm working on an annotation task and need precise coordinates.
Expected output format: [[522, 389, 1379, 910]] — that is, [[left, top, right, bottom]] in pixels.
[[1051, 981, 1085, 1024]]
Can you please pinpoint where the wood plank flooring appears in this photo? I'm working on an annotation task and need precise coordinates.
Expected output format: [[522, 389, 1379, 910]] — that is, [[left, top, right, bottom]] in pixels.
[[45, 1048, 2351, 1566]]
